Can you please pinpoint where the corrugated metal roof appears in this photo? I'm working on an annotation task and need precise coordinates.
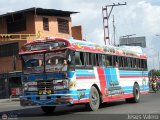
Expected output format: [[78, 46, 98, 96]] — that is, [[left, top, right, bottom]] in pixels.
[[0, 7, 79, 18]]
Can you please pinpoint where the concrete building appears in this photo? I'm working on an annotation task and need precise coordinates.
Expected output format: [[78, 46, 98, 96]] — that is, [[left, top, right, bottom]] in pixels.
[[119, 36, 146, 48], [0, 7, 82, 98]]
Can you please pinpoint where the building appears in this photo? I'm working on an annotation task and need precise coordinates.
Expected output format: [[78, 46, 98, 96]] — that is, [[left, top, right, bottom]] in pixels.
[[119, 36, 146, 48], [0, 7, 82, 98]]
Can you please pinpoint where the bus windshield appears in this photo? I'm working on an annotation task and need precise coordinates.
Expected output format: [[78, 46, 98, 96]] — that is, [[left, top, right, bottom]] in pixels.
[[45, 52, 67, 72], [21, 51, 69, 74], [22, 53, 44, 74]]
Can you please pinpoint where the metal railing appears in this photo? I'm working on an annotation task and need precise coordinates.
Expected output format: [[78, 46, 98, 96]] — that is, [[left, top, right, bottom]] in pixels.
[[0, 32, 41, 41]]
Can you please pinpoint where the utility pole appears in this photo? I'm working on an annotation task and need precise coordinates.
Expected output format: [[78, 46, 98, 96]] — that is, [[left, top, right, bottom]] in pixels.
[[113, 15, 116, 46], [102, 2, 127, 45]]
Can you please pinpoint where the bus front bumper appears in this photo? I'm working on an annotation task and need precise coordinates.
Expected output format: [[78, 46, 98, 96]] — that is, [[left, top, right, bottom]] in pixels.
[[20, 95, 74, 106]]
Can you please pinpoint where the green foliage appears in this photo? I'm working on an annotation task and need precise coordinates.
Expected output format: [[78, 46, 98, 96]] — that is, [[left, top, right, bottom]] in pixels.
[[149, 69, 160, 77]]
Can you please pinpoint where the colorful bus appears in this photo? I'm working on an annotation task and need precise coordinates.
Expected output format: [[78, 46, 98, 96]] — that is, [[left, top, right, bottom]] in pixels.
[[19, 37, 149, 113]]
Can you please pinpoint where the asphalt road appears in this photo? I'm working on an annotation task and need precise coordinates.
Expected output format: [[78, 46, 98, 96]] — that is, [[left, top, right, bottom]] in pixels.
[[0, 91, 160, 120]]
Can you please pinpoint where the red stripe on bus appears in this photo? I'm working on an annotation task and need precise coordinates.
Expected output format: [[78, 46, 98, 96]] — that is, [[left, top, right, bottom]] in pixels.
[[103, 91, 148, 102], [73, 99, 89, 104], [76, 76, 96, 79], [140, 91, 149, 95], [73, 100, 78, 104], [120, 76, 148, 78], [103, 93, 134, 102], [78, 99, 90, 103], [97, 68, 107, 98]]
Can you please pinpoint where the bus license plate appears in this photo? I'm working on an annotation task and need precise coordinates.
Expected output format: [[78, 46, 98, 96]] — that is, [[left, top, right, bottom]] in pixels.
[[40, 95, 46, 100]]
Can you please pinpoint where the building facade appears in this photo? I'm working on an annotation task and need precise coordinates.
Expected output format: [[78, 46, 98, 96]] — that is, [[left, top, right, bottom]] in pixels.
[[0, 7, 81, 98], [119, 36, 146, 48]]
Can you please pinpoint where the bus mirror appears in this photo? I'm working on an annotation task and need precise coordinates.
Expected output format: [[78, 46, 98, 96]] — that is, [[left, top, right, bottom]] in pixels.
[[67, 54, 71, 62], [66, 50, 74, 63]]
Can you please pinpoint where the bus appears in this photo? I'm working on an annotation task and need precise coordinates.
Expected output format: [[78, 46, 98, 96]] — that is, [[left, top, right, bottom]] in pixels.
[[19, 37, 149, 113]]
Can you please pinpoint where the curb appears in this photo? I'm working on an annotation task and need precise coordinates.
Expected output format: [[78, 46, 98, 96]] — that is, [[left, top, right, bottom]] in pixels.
[[0, 98, 20, 103]]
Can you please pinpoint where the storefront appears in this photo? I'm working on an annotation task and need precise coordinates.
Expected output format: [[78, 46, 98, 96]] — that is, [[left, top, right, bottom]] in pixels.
[[0, 72, 22, 99]]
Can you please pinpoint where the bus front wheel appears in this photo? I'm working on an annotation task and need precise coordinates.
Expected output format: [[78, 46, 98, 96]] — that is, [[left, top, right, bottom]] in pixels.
[[41, 106, 56, 114], [125, 84, 140, 103], [86, 86, 100, 111]]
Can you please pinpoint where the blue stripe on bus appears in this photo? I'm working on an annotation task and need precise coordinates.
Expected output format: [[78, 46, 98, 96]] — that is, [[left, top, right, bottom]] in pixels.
[[119, 70, 148, 76], [70, 40, 95, 47], [25, 72, 76, 81], [67, 71, 75, 78], [122, 85, 149, 94], [24, 89, 90, 100], [75, 70, 95, 77]]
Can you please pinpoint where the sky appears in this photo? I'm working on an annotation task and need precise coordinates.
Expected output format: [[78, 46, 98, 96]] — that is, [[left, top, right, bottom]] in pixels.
[[1, 0, 160, 70]]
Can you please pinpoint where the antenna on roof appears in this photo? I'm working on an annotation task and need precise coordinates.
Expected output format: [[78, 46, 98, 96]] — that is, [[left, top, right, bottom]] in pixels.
[[34, 7, 37, 16]]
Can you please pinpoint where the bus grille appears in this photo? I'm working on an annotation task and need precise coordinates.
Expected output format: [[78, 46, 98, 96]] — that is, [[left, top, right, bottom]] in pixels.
[[37, 80, 52, 91]]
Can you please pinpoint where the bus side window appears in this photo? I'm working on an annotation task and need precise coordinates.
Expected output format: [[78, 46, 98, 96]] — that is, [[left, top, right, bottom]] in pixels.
[[105, 55, 110, 66], [75, 52, 82, 65], [144, 59, 147, 69], [91, 53, 97, 66], [95, 54, 98, 66], [101, 55, 105, 66], [80, 52, 85, 65], [98, 54, 103, 66], [124, 57, 127, 68]]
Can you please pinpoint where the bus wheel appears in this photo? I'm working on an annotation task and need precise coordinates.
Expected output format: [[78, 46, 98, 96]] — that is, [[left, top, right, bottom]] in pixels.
[[125, 84, 140, 103], [41, 106, 56, 114], [86, 86, 100, 111]]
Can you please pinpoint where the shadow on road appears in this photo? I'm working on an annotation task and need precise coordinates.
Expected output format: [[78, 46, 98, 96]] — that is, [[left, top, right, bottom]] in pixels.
[[0, 105, 86, 118], [0, 100, 129, 119], [100, 100, 126, 108]]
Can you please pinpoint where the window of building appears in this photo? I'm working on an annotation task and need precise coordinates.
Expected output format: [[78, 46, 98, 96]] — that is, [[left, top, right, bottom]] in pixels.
[[57, 18, 69, 34], [0, 43, 19, 57], [6, 14, 26, 33], [43, 17, 49, 31]]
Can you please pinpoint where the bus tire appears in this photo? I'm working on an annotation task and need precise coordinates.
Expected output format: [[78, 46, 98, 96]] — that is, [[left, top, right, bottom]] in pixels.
[[86, 86, 100, 111], [125, 84, 140, 103], [41, 106, 56, 114]]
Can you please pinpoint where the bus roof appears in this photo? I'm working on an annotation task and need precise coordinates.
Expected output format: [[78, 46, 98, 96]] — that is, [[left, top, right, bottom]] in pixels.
[[19, 37, 147, 59]]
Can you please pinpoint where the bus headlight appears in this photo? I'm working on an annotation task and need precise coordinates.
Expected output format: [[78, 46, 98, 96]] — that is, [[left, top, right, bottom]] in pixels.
[[53, 79, 69, 90], [46, 90, 52, 94], [23, 82, 37, 91], [24, 83, 28, 91], [63, 80, 68, 88], [38, 90, 43, 95]]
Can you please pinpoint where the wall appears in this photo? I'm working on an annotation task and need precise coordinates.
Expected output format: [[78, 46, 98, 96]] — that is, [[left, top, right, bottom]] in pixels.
[[34, 15, 72, 39], [0, 17, 7, 33], [0, 40, 26, 73], [0, 13, 36, 34], [71, 25, 83, 40]]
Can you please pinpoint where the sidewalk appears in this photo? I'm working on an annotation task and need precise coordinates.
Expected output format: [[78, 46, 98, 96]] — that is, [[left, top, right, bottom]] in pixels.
[[0, 97, 20, 103]]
